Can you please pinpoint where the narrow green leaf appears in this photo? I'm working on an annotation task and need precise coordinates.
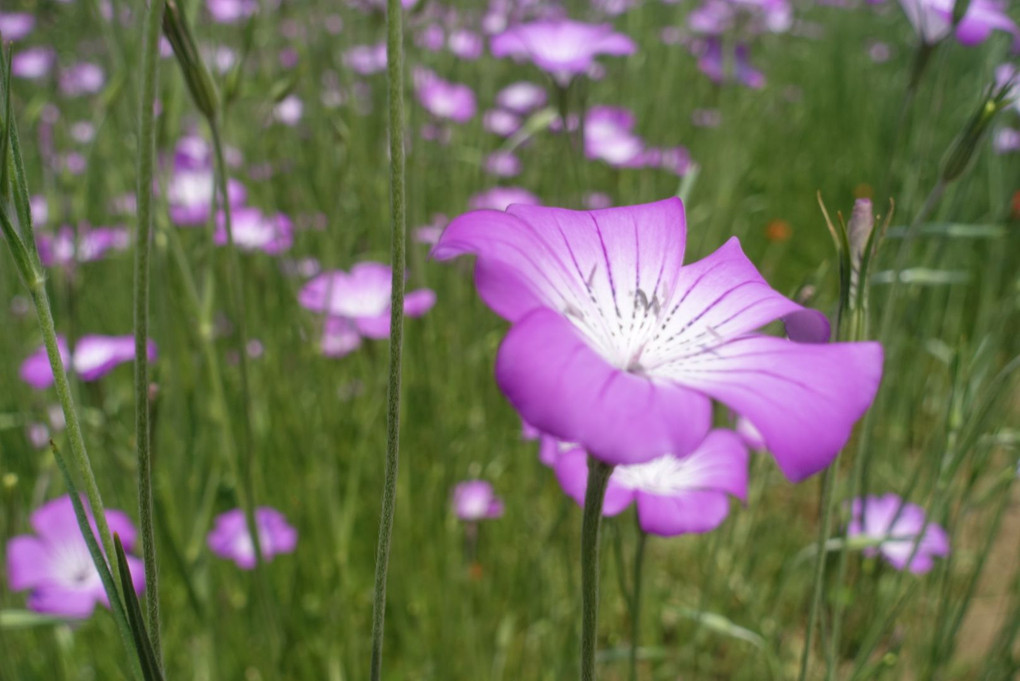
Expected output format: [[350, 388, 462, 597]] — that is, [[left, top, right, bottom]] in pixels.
[[114, 535, 165, 681]]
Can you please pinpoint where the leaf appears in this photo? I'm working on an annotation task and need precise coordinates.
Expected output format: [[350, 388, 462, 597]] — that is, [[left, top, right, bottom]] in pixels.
[[0, 610, 66, 630], [114, 535, 165, 681]]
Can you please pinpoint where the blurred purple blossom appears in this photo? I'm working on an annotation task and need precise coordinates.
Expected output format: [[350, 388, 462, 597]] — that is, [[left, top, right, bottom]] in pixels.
[[496, 81, 547, 114], [848, 494, 949, 574], [490, 19, 636, 85], [37, 225, 131, 267], [207, 508, 297, 569], [344, 43, 387, 76], [6, 495, 145, 618], [414, 68, 477, 123], [207, 0, 258, 23], [20, 335, 157, 389], [468, 186, 541, 211], [484, 150, 522, 177], [214, 208, 293, 254], [483, 108, 522, 136], [453, 481, 504, 521], [59, 63, 105, 97], [12, 47, 55, 80], [897, 0, 1019, 48], [0, 12, 35, 41]]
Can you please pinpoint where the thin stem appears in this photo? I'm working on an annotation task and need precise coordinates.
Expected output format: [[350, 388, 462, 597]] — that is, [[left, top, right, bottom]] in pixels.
[[797, 465, 837, 681], [629, 527, 648, 681], [581, 456, 613, 681], [369, 0, 407, 678], [134, 0, 165, 666]]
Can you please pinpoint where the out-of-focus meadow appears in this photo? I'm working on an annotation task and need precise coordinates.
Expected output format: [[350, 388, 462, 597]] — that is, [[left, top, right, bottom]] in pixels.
[[1, 0, 1018, 679]]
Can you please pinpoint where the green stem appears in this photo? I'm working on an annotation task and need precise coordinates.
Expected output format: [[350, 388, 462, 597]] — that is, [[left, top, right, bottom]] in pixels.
[[369, 0, 407, 678], [629, 527, 647, 681], [797, 465, 837, 681], [134, 0, 165, 666], [581, 456, 613, 681]]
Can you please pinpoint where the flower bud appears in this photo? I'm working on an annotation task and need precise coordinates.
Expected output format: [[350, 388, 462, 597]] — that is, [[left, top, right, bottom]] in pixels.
[[847, 198, 874, 270], [163, 0, 219, 120]]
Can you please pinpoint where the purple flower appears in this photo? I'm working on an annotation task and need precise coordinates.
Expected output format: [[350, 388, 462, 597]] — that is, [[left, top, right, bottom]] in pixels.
[[0, 12, 35, 41], [453, 481, 504, 521], [37, 225, 131, 267], [483, 108, 522, 136], [167, 136, 247, 226], [298, 262, 436, 339], [696, 38, 765, 88], [59, 63, 105, 97], [448, 29, 484, 60], [490, 19, 636, 85], [847, 494, 949, 574], [484, 150, 522, 177], [344, 43, 388, 76], [898, 0, 1019, 48], [468, 186, 541, 211], [432, 198, 883, 479], [321, 317, 363, 358], [214, 208, 293, 254], [12, 47, 55, 80], [207, 0, 258, 23], [207, 507, 297, 569], [20, 335, 157, 389], [496, 81, 548, 113], [584, 106, 647, 167], [552, 430, 748, 536], [6, 495, 145, 618], [273, 95, 304, 126], [414, 68, 477, 123]]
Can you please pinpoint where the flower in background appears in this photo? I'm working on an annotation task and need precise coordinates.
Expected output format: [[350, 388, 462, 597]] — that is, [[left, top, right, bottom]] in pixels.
[[847, 494, 949, 574], [448, 29, 485, 60], [453, 481, 504, 521], [214, 208, 293, 254], [166, 135, 247, 226], [12, 47, 55, 80], [273, 95, 304, 126], [584, 106, 647, 167], [414, 68, 477, 123], [484, 150, 522, 177], [6, 495, 145, 618], [552, 430, 748, 535], [490, 19, 636, 85], [299, 262, 435, 343], [483, 109, 522, 137], [20, 335, 157, 389], [897, 0, 1019, 49], [468, 186, 541, 211], [207, 507, 297, 569], [59, 62, 105, 97], [37, 225, 132, 267], [344, 43, 388, 76], [207, 0, 258, 23], [0, 12, 35, 41], [496, 81, 548, 114], [414, 214, 449, 246], [433, 198, 883, 480]]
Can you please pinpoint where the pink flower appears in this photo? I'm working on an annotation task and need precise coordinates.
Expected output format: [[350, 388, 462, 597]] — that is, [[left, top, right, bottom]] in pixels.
[[898, 0, 1019, 49], [551, 430, 748, 536], [848, 494, 949, 574], [468, 187, 540, 211], [0, 12, 35, 41], [414, 68, 477, 123], [6, 495, 145, 618], [12, 47, 55, 80], [214, 208, 293, 254], [432, 198, 883, 479], [491, 19, 636, 85], [496, 81, 547, 113], [207, 508, 297, 570], [453, 481, 504, 521], [19, 335, 157, 389], [299, 263, 436, 350], [37, 225, 131, 267]]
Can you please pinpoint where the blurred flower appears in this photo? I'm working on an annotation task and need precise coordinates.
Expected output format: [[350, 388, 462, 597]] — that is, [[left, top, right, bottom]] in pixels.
[[433, 198, 883, 479], [696, 38, 765, 88], [273, 95, 304, 126], [765, 218, 793, 242], [214, 208, 293, 254], [897, 0, 1019, 48], [552, 430, 748, 535], [320, 317, 362, 358], [299, 263, 436, 340], [59, 63, 105, 97], [414, 214, 449, 246], [20, 335, 157, 389], [483, 109, 522, 136], [0, 12, 35, 41], [453, 481, 504, 521], [207, 0, 257, 23], [6, 495, 145, 618], [484, 150, 522, 177], [468, 186, 541, 211], [207, 507, 297, 569], [37, 225, 131, 267], [344, 43, 387, 76], [167, 135, 247, 226], [490, 19, 636, 85], [584, 106, 647, 167], [12, 47, 55, 80], [736, 416, 767, 451], [848, 494, 949, 574], [496, 81, 547, 113], [449, 29, 484, 59], [413, 68, 477, 123]]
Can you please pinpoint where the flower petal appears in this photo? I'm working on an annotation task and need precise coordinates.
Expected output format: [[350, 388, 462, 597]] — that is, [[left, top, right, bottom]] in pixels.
[[7, 536, 50, 590], [496, 307, 712, 465], [659, 335, 883, 481], [635, 489, 733, 536]]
